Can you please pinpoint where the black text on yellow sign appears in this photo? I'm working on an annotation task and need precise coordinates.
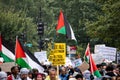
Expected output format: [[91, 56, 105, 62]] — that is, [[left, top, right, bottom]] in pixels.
[[53, 62, 65, 65], [52, 58, 65, 62], [52, 53, 65, 66], [53, 50, 65, 53], [52, 55, 65, 65], [49, 43, 66, 66], [53, 55, 63, 58], [54, 43, 66, 50], [48, 55, 53, 62]]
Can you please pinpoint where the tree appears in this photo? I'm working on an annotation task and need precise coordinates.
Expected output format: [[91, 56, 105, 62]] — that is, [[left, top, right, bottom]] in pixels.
[[86, 0, 120, 49]]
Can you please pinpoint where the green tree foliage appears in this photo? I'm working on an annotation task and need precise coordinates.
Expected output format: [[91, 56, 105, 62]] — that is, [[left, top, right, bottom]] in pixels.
[[0, 0, 37, 52], [86, 0, 120, 50], [0, 0, 119, 54], [44, 0, 102, 54]]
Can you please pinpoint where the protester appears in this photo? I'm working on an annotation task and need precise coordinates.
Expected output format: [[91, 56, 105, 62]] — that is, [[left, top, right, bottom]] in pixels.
[[42, 72, 48, 80], [0, 71, 7, 80], [28, 70, 33, 79], [19, 68, 31, 80], [34, 73, 44, 80], [83, 70, 91, 80], [68, 66, 74, 75], [113, 64, 120, 77], [7, 66, 20, 80], [32, 68, 39, 79], [59, 66, 69, 80], [75, 74, 83, 80], [45, 67, 58, 80], [105, 64, 116, 77], [100, 63, 107, 76]]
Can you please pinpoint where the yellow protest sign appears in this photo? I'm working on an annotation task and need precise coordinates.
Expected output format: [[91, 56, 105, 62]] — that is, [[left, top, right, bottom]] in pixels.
[[48, 55, 53, 62], [52, 43, 66, 66], [52, 53, 65, 65], [54, 43, 66, 50]]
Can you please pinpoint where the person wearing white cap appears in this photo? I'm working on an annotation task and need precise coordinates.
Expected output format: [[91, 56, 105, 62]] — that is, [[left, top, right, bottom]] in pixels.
[[19, 68, 32, 80], [0, 71, 7, 80]]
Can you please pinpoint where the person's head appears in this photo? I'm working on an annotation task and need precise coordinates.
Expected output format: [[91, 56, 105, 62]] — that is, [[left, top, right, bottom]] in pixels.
[[75, 74, 83, 80], [60, 66, 67, 75], [106, 65, 114, 72], [32, 68, 39, 74], [49, 67, 57, 79], [97, 64, 102, 70], [101, 63, 107, 70], [11, 66, 20, 75], [20, 68, 29, 79], [32, 68, 39, 78], [83, 70, 90, 79], [28, 70, 33, 79], [35, 73, 43, 80], [42, 73, 47, 80], [115, 65, 120, 75], [0, 71, 7, 80]]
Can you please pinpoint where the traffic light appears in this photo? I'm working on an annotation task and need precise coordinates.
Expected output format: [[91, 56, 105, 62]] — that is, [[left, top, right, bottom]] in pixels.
[[39, 40, 44, 50], [37, 22, 44, 35]]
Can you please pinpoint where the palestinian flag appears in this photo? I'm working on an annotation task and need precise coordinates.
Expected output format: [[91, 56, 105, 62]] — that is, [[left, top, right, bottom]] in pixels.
[[15, 38, 44, 73], [68, 24, 77, 41], [90, 54, 101, 78], [56, 10, 66, 35], [84, 43, 101, 78], [56, 10, 77, 41], [0, 35, 15, 62], [84, 43, 90, 63]]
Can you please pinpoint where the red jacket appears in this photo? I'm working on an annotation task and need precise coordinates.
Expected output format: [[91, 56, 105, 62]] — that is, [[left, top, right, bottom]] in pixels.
[[7, 75, 12, 80]]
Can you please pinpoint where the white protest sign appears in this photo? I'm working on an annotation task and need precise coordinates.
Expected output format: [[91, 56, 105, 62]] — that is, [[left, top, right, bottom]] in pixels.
[[65, 57, 72, 67], [34, 51, 47, 63], [92, 53, 104, 64], [94, 45, 116, 61], [72, 58, 82, 67], [94, 44, 105, 53]]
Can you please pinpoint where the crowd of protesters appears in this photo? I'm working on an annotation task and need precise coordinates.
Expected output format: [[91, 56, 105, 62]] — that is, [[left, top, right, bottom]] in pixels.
[[0, 61, 120, 80]]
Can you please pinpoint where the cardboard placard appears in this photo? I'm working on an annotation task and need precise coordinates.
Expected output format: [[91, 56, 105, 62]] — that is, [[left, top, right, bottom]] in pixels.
[[0, 62, 15, 72], [78, 61, 89, 72]]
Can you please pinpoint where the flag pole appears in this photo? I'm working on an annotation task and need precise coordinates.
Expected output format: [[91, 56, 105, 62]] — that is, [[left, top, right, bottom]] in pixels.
[[57, 65, 59, 80], [14, 36, 18, 66]]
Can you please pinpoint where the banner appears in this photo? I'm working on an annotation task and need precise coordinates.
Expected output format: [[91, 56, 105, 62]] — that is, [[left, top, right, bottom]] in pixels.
[[34, 51, 47, 63], [94, 45, 116, 61]]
